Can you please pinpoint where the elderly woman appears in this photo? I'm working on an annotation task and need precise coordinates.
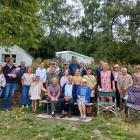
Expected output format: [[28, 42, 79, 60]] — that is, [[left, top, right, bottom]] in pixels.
[[47, 78, 60, 117], [97, 62, 115, 101], [133, 65, 140, 87], [117, 68, 133, 99], [77, 79, 91, 120]]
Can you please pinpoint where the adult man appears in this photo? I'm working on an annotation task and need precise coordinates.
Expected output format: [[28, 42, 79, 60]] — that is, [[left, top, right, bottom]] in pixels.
[[95, 60, 104, 79], [3, 57, 19, 110], [60, 75, 77, 118], [69, 56, 80, 76], [46, 62, 59, 88]]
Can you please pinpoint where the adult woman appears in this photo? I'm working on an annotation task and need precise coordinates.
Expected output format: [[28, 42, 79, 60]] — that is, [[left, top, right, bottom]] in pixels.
[[83, 67, 96, 102], [73, 69, 82, 85], [21, 67, 35, 108], [112, 64, 121, 109], [60, 69, 69, 88], [47, 78, 60, 117], [117, 67, 133, 99], [97, 62, 115, 101], [133, 65, 140, 87], [0, 65, 6, 97], [77, 79, 91, 120]]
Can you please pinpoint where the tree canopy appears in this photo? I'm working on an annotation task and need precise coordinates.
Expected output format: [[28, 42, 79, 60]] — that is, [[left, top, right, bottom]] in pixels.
[[0, 0, 140, 63]]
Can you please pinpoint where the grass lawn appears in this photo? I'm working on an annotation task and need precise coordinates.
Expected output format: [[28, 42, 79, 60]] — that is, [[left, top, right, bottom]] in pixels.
[[0, 107, 140, 140]]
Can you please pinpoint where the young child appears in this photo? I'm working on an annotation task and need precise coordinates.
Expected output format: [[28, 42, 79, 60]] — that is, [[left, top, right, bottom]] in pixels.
[[29, 76, 46, 112], [8, 67, 20, 78]]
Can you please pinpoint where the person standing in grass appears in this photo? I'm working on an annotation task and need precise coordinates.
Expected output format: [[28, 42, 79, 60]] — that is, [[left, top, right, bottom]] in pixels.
[[79, 62, 86, 77], [77, 79, 91, 120], [69, 56, 80, 76], [117, 68, 133, 99], [97, 62, 115, 101], [47, 78, 60, 117], [3, 57, 19, 111], [83, 67, 96, 102], [21, 67, 35, 108], [46, 62, 59, 89], [0, 65, 6, 97], [29, 76, 46, 112], [112, 64, 121, 110], [133, 65, 140, 87], [35, 62, 47, 88]]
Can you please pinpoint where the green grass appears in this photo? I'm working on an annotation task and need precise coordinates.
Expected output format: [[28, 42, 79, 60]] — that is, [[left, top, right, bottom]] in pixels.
[[0, 108, 139, 140]]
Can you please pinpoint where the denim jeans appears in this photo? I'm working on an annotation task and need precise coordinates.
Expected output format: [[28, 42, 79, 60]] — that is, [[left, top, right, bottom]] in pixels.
[[20, 85, 30, 105], [3, 83, 17, 109]]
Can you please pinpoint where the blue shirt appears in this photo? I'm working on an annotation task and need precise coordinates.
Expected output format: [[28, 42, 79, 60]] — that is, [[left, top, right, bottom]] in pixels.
[[64, 84, 73, 97]]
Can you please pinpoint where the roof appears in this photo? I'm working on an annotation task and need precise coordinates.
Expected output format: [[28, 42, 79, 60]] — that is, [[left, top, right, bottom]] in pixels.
[[56, 51, 94, 61], [13, 45, 34, 60], [0, 45, 34, 60]]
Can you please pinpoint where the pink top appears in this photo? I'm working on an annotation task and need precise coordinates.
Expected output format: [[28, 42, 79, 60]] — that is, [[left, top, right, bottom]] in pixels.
[[101, 71, 112, 92]]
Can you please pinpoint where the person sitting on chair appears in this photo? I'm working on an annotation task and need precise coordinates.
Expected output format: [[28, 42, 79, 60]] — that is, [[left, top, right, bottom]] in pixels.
[[60, 75, 77, 118], [77, 79, 91, 120], [47, 77, 60, 117]]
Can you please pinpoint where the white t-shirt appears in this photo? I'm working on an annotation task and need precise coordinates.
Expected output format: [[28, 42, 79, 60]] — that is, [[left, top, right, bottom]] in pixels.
[[22, 73, 35, 85], [35, 67, 47, 83]]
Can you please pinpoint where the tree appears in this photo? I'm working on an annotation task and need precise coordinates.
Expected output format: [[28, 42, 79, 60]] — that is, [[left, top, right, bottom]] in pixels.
[[0, 0, 42, 49]]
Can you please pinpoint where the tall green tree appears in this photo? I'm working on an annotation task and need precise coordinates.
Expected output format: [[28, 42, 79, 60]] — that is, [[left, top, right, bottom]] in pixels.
[[0, 0, 42, 49]]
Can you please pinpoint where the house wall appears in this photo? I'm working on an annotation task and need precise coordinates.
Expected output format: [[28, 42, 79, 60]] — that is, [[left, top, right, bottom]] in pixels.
[[22, 53, 33, 66], [0, 46, 33, 66], [56, 52, 93, 64]]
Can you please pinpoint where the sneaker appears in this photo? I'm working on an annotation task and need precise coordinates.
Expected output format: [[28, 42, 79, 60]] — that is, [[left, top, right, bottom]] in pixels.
[[83, 115, 86, 120], [80, 117, 83, 121], [26, 105, 29, 108], [21, 105, 24, 108]]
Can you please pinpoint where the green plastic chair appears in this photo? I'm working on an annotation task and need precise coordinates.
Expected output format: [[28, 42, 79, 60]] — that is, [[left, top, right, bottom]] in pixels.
[[97, 91, 117, 116]]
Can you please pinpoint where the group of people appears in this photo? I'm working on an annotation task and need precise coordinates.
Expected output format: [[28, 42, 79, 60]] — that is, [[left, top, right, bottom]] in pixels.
[[0, 56, 140, 120]]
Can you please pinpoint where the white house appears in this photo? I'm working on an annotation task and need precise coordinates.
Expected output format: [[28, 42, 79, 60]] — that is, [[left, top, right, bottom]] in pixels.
[[55, 51, 94, 64], [0, 45, 34, 66]]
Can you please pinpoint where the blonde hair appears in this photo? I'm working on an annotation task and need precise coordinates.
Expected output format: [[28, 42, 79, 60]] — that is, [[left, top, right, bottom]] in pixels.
[[135, 65, 140, 72]]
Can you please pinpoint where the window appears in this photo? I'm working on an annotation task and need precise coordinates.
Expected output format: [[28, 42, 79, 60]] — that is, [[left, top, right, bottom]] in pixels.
[[11, 55, 16, 63], [2, 54, 10, 63], [2, 54, 16, 63]]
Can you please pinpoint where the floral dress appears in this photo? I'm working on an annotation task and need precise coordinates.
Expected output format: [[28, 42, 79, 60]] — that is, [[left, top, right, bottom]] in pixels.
[[101, 71, 112, 92]]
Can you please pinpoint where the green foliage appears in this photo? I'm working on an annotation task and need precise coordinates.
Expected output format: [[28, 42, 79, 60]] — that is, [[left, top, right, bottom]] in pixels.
[[0, 0, 140, 64], [0, 0, 42, 49]]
